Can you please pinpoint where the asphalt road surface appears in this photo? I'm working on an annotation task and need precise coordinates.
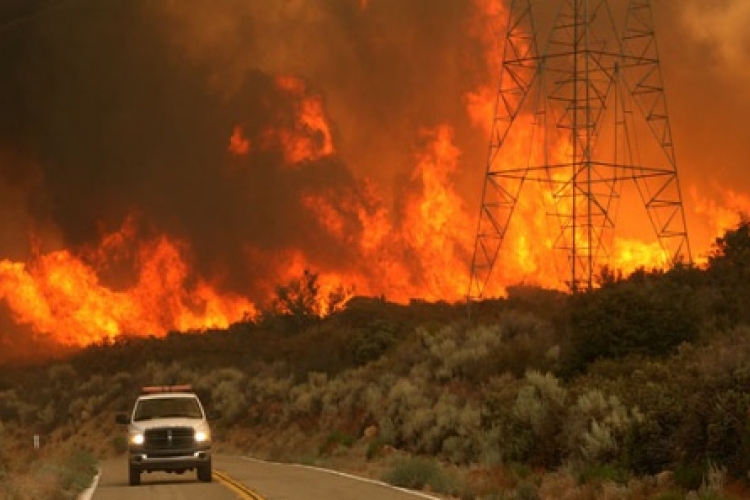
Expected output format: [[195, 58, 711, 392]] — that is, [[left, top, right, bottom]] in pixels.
[[90, 454, 442, 500]]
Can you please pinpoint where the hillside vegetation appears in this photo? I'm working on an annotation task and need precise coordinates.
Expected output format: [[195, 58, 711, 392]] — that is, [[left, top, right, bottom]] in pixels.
[[3, 221, 750, 499]]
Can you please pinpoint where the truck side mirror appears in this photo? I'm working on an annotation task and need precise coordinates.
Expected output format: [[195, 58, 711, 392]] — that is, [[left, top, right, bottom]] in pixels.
[[115, 413, 130, 425], [207, 410, 221, 421]]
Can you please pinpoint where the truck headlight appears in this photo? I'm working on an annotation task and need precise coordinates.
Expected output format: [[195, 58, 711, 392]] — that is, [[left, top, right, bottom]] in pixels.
[[130, 433, 144, 445], [195, 431, 210, 443]]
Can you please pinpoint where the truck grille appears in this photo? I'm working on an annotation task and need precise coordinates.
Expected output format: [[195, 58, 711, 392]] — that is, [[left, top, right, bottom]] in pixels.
[[144, 427, 194, 450]]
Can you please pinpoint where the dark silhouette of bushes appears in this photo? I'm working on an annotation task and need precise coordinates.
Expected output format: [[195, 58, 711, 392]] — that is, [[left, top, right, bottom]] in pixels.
[[706, 218, 750, 328], [564, 274, 700, 375], [346, 319, 399, 365]]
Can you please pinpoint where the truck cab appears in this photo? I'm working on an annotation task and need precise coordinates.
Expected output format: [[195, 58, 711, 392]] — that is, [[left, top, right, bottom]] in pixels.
[[115, 385, 216, 486]]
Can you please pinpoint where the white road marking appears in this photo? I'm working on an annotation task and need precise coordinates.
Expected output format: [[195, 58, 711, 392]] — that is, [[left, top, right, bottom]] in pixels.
[[77, 467, 101, 500], [239, 456, 445, 500]]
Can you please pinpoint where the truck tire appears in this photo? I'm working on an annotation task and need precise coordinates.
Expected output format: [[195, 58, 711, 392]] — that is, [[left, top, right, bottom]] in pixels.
[[197, 459, 212, 482], [128, 463, 141, 486]]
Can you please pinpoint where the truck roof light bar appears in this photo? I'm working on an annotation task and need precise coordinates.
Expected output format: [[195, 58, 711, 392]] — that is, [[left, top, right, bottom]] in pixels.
[[140, 384, 193, 394]]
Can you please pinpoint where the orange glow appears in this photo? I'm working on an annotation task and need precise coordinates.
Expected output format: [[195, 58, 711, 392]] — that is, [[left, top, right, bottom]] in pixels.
[[465, 0, 506, 131], [302, 192, 348, 241], [611, 239, 668, 273], [400, 126, 473, 299], [1, 2, 748, 352], [298, 125, 475, 303], [688, 185, 750, 264], [0, 222, 255, 347], [278, 251, 357, 316], [265, 75, 335, 165], [458, 0, 694, 293], [228, 125, 250, 155]]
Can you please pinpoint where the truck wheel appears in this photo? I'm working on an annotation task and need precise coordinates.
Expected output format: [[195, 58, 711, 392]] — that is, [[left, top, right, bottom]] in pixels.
[[197, 459, 212, 482], [129, 463, 141, 486]]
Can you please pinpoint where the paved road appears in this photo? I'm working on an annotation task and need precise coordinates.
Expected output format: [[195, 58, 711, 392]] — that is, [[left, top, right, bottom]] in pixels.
[[89, 456, 238, 500], [90, 455, 442, 500]]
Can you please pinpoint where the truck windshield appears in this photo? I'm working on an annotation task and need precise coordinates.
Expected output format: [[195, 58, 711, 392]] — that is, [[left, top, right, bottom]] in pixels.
[[133, 397, 203, 421]]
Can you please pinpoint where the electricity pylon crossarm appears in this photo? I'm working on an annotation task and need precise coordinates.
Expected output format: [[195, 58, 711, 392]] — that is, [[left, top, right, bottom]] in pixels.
[[468, 0, 691, 301]]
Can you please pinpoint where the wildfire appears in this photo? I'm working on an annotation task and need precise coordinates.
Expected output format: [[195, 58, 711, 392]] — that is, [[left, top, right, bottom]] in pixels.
[[690, 187, 750, 245], [400, 126, 474, 299], [297, 124, 475, 303], [265, 75, 335, 164], [0, 222, 255, 347], [459, 0, 703, 290], [228, 125, 250, 156], [0, 1, 745, 353]]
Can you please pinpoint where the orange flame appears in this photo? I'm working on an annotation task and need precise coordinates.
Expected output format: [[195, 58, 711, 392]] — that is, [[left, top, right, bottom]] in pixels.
[[0, 221, 254, 346], [300, 125, 474, 303], [0, 1, 747, 351], [400, 126, 474, 299], [228, 125, 250, 156], [688, 185, 750, 264], [264, 75, 335, 164]]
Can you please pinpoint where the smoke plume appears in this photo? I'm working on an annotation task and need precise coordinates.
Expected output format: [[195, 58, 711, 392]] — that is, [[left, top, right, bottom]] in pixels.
[[0, 0, 747, 358]]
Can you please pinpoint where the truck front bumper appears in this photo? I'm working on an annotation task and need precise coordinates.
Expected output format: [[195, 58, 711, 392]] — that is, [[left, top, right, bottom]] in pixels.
[[129, 447, 211, 472]]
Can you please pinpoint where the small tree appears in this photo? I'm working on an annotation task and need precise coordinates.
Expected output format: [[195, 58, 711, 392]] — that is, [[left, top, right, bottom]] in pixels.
[[261, 269, 352, 332], [707, 216, 750, 277], [706, 217, 750, 327]]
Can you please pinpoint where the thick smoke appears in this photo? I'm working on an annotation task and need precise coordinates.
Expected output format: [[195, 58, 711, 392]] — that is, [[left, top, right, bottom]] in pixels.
[[153, 0, 750, 250], [0, 0, 491, 301], [0, 0, 746, 358], [653, 1, 750, 249]]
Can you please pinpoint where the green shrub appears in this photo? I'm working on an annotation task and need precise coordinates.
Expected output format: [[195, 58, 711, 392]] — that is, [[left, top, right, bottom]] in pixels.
[[382, 457, 452, 493], [564, 277, 700, 374], [489, 371, 566, 467], [563, 389, 642, 466], [515, 481, 540, 500], [365, 437, 389, 461], [348, 320, 397, 365], [319, 431, 356, 455], [673, 464, 704, 490], [649, 493, 683, 500], [195, 367, 247, 425], [576, 463, 629, 485], [57, 448, 97, 493], [698, 494, 732, 500]]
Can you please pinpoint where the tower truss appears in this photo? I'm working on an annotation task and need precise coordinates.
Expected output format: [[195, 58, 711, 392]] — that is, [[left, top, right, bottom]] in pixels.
[[468, 0, 691, 298]]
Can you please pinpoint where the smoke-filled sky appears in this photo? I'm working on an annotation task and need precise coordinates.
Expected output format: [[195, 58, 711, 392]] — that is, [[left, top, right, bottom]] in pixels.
[[0, 0, 748, 355]]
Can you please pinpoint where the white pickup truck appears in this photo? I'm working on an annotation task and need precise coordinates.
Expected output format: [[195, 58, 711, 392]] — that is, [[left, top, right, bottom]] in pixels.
[[115, 385, 218, 486]]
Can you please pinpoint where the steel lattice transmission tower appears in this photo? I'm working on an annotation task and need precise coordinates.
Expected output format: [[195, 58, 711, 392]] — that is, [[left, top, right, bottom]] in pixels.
[[468, 0, 691, 298]]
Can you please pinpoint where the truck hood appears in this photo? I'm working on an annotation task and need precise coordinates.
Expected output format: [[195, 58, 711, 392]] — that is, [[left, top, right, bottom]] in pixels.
[[131, 418, 204, 430]]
